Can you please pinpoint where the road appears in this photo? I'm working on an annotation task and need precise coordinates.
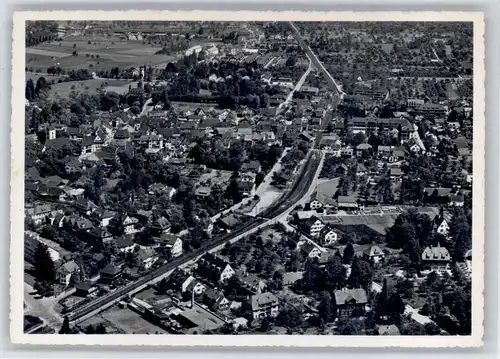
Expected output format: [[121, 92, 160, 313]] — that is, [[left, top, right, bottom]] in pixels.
[[24, 282, 63, 331], [139, 97, 153, 117], [68, 150, 324, 323], [277, 59, 312, 115], [288, 22, 345, 98], [371, 282, 434, 326]]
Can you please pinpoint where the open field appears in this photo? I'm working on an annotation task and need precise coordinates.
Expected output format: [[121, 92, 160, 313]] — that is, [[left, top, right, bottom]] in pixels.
[[100, 305, 167, 334], [26, 39, 178, 72], [46, 79, 133, 100]]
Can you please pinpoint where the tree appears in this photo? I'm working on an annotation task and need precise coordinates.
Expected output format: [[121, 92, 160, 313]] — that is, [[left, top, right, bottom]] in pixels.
[[449, 207, 471, 261], [317, 291, 335, 323], [348, 257, 373, 289], [59, 316, 72, 334], [343, 243, 355, 265], [323, 255, 345, 290], [424, 322, 441, 335], [95, 323, 106, 334], [33, 243, 56, 282], [375, 278, 390, 322], [25, 79, 35, 101]]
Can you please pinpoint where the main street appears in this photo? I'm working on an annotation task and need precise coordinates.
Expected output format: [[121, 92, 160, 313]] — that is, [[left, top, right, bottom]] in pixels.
[[68, 150, 324, 323], [277, 58, 313, 115], [288, 22, 345, 98]]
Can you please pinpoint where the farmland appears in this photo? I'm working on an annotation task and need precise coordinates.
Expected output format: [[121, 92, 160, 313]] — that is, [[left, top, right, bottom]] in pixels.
[[46, 79, 133, 100], [26, 39, 178, 72]]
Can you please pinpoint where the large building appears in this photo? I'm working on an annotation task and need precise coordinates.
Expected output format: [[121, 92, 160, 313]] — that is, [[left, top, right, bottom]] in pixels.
[[348, 116, 415, 141]]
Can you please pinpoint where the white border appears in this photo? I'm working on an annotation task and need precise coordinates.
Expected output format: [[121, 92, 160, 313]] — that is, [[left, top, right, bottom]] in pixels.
[[11, 10, 485, 348]]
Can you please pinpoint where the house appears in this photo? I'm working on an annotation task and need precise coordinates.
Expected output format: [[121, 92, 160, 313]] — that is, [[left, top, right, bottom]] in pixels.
[[136, 247, 159, 270], [422, 243, 451, 273], [337, 196, 359, 211], [217, 214, 240, 231], [122, 215, 140, 234], [435, 218, 450, 236], [449, 194, 465, 207], [301, 242, 323, 259], [201, 289, 230, 311], [25, 204, 52, 225], [24, 232, 60, 263], [309, 179, 339, 210], [74, 281, 98, 297], [56, 260, 80, 286], [282, 271, 303, 286], [363, 245, 385, 265], [334, 288, 368, 318], [340, 147, 354, 158], [299, 215, 325, 238], [240, 160, 261, 173], [115, 234, 137, 253], [389, 167, 403, 180], [98, 209, 116, 227], [87, 227, 113, 247], [160, 233, 183, 258], [406, 139, 421, 153], [356, 143, 372, 157], [237, 272, 267, 294], [319, 226, 338, 246], [81, 136, 96, 155], [150, 216, 172, 235], [320, 138, 341, 156], [356, 163, 368, 177], [196, 253, 235, 283], [378, 324, 401, 335], [99, 263, 123, 284], [167, 269, 206, 295], [246, 292, 279, 320]]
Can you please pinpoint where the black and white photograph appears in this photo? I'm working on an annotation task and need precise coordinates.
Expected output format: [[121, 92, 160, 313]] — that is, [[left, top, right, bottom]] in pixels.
[[11, 11, 485, 347]]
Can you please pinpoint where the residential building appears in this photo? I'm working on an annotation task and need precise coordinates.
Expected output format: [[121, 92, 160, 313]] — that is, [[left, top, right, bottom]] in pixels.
[[201, 289, 230, 311], [319, 226, 338, 246], [56, 260, 80, 286], [136, 247, 159, 270], [99, 263, 122, 284], [115, 234, 137, 253], [362, 245, 385, 265], [422, 244, 451, 273], [246, 292, 279, 320], [196, 253, 235, 283], [160, 233, 183, 258], [334, 288, 368, 318], [299, 215, 325, 238]]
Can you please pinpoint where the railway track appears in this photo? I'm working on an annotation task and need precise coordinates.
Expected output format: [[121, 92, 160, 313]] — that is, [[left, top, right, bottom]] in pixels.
[[68, 151, 323, 323]]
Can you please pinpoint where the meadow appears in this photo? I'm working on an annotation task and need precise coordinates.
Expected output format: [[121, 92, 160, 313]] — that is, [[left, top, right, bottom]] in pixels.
[[26, 38, 177, 72]]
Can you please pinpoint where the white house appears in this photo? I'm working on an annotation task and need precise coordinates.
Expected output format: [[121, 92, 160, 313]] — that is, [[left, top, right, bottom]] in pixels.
[[161, 234, 183, 258], [56, 260, 80, 286], [436, 218, 450, 236], [320, 227, 338, 246], [136, 248, 159, 270], [300, 215, 325, 238]]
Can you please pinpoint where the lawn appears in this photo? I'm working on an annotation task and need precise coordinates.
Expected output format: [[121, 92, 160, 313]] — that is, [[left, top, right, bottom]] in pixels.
[[100, 305, 167, 334], [47, 79, 133, 100]]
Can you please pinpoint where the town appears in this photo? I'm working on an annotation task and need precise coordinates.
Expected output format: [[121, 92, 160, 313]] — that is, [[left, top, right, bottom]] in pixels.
[[23, 20, 473, 337]]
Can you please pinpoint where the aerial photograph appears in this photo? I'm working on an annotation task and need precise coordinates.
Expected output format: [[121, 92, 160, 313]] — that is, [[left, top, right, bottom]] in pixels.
[[23, 20, 473, 336]]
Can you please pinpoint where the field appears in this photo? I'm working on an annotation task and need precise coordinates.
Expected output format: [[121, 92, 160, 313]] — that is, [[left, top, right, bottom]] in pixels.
[[45, 79, 133, 100], [80, 305, 167, 334], [26, 39, 178, 72]]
